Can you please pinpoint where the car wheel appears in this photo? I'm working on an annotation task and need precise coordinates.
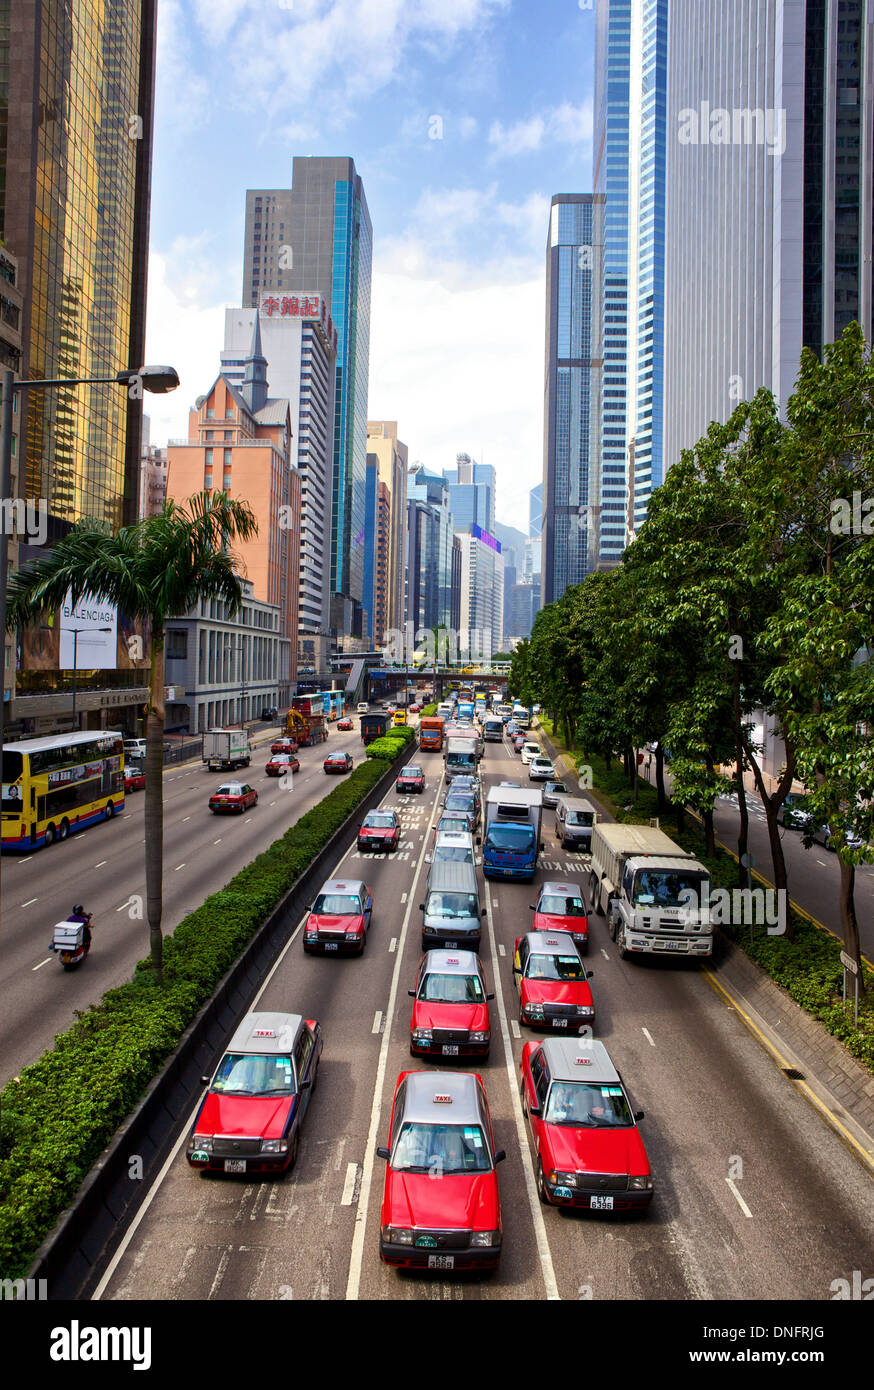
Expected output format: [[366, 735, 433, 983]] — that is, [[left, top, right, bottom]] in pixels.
[[58, 819, 69, 841], [536, 1160, 550, 1205], [287, 1130, 300, 1171], [44, 824, 56, 847]]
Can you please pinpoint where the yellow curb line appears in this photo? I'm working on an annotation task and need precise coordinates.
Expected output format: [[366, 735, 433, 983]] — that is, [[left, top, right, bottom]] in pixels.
[[702, 967, 874, 1177]]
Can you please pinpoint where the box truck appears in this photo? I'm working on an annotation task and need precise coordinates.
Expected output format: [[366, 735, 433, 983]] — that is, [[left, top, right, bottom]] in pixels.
[[203, 729, 251, 772], [588, 821, 713, 959], [482, 786, 544, 881]]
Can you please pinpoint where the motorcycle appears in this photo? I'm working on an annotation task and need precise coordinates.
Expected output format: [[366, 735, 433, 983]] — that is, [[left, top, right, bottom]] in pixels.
[[49, 911, 93, 971]]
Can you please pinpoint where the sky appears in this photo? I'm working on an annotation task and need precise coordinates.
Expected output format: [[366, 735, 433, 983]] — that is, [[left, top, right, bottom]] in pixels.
[[143, 0, 596, 530]]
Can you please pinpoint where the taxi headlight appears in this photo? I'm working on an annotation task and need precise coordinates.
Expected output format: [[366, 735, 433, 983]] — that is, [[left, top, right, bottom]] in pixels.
[[549, 1170, 577, 1187], [524, 1002, 544, 1017], [347, 929, 363, 940], [411, 1028, 433, 1041], [469, 1030, 490, 1043], [470, 1230, 500, 1248], [191, 1135, 213, 1152], [577, 1005, 595, 1017], [261, 1139, 288, 1154], [629, 1175, 653, 1190], [383, 1226, 414, 1245]]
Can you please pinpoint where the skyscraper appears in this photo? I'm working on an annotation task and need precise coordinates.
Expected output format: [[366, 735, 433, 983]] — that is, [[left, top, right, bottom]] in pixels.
[[244, 158, 372, 643], [529, 483, 543, 538], [405, 466, 457, 636], [542, 194, 604, 605], [367, 421, 409, 637], [457, 527, 504, 658], [443, 453, 496, 534]]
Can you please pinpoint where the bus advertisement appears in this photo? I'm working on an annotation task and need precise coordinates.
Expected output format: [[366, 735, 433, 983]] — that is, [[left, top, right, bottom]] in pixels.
[[2, 731, 125, 852]]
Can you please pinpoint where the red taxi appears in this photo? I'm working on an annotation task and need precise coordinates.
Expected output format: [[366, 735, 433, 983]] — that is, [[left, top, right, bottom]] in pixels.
[[409, 950, 493, 1058], [377, 1071, 504, 1270], [303, 878, 373, 955], [357, 808, 401, 853], [531, 880, 590, 953], [124, 764, 145, 793], [520, 1038, 653, 1210], [396, 764, 425, 794], [337, 716, 353, 731], [208, 781, 258, 814], [270, 737, 298, 755], [186, 1012, 322, 1175], [324, 751, 354, 774], [512, 932, 595, 1031], [266, 752, 300, 776]]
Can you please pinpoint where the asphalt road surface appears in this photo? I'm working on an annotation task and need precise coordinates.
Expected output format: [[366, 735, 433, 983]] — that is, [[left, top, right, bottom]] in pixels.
[[94, 733, 874, 1302], [0, 721, 373, 1084]]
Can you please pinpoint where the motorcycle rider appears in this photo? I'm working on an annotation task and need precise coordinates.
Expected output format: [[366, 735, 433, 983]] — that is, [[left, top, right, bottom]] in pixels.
[[69, 903, 92, 950]]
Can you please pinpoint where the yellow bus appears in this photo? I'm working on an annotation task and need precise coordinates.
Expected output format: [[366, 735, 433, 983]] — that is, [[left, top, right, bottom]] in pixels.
[[392, 709, 408, 726], [2, 730, 125, 851]]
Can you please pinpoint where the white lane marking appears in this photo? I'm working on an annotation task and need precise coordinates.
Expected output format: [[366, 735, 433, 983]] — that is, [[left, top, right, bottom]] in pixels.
[[21, 898, 38, 907], [214, 839, 222, 845], [123, 814, 132, 819], [400, 892, 407, 904], [725, 1178, 753, 1218], [116, 900, 132, 912], [340, 1162, 359, 1207], [15, 856, 32, 864], [484, 879, 560, 1299], [815, 859, 827, 867], [371, 1011, 382, 1035], [174, 863, 186, 872], [94, 861, 107, 868], [345, 775, 443, 1302], [600, 948, 610, 960], [388, 938, 397, 953], [498, 943, 506, 957], [642, 1027, 655, 1047], [510, 1019, 521, 1039], [32, 957, 53, 971], [493, 897, 500, 907], [182, 816, 190, 822]]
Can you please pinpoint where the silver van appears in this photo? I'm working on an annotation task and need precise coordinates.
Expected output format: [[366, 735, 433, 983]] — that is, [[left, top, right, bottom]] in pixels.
[[555, 796, 598, 850], [420, 860, 485, 952]]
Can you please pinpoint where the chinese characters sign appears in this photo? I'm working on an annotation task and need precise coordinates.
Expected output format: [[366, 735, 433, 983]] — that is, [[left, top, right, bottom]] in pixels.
[[259, 293, 338, 352]]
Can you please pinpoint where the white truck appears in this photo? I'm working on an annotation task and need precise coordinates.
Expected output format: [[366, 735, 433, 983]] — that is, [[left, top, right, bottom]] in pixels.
[[203, 728, 251, 772], [482, 786, 544, 881], [588, 821, 713, 960], [443, 735, 480, 782]]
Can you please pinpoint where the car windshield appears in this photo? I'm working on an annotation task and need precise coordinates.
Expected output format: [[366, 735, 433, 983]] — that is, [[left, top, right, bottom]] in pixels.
[[533, 759, 552, 769], [433, 845, 474, 864], [525, 953, 585, 981], [632, 869, 708, 908], [445, 795, 475, 812], [546, 783, 568, 795], [487, 825, 535, 851], [313, 893, 361, 915], [544, 1082, 633, 1127], [211, 1052, 295, 1097], [392, 1122, 491, 1173], [567, 810, 595, 826], [437, 815, 469, 833], [364, 814, 395, 828], [425, 892, 478, 919], [404, 767, 423, 777], [538, 895, 587, 917], [420, 972, 484, 1002], [215, 785, 240, 796]]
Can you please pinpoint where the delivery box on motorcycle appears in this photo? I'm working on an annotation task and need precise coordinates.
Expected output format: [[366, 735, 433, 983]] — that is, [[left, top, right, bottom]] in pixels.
[[52, 921, 85, 954]]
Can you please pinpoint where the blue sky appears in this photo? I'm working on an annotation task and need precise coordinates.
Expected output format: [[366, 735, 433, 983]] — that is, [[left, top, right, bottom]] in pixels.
[[144, 0, 595, 527]]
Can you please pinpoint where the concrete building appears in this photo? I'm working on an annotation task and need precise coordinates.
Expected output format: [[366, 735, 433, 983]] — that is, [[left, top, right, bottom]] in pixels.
[[366, 421, 408, 636], [1, 245, 24, 719], [443, 453, 495, 534], [166, 320, 301, 685], [363, 463, 391, 648], [244, 159, 372, 643], [457, 526, 504, 659], [138, 416, 167, 519], [542, 193, 605, 603], [406, 466, 458, 638], [221, 294, 336, 677]]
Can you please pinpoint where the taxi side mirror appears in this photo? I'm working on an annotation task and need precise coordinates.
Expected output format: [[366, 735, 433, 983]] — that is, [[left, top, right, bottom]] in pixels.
[[587, 970, 594, 979], [486, 992, 495, 1001], [408, 989, 416, 997], [200, 1075, 210, 1086], [494, 1149, 506, 1164], [376, 1146, 390, 1160], [419, 903, 424, 911], [528, 905, 535, 911], [634, 1111, 645, 1121], [481, 908, 487, 917], [528, 1102, 541, 1117], [300, 1078, 312, 1091]]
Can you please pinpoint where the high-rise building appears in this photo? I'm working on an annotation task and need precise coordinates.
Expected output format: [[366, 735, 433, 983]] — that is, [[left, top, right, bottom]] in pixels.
[[443, 453, 496, 534], [664, 0, 873, 468], [244, 159, 372, 642], [542, 194, 605, 605], [594, 0, 669, 547], [1, 0, 158, 737], [529, 483, 543, 538], [457, 527, 504, 658], [138, 416, 167, 519], [366, 422, 408, 636], [405, 466, 457, 636], [221, 295, 337, 675], [363, 461, 391, 649]]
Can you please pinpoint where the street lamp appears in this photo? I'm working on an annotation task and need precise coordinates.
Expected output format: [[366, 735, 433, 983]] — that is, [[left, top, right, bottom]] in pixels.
[[69, 626, 112, 731], [0, 364, 179, 754]]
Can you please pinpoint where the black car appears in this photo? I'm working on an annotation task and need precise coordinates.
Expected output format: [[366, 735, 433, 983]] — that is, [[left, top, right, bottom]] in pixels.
[[261, 706, 279, 720]]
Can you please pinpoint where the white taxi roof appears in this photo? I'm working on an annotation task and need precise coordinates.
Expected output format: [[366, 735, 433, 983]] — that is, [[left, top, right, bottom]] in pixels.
[[421, 949, 481, 976], [539, 1038, 621, 1086], [525, 931, 584, 957], [226, 1011, 303, 1056], [401, 1070, 483, 1126]]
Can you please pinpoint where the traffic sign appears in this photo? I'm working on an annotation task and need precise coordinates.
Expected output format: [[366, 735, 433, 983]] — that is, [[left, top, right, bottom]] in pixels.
[[840, 950, 859, 976]]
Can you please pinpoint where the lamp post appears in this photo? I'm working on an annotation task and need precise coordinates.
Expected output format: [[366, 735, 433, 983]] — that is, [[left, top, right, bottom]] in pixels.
[[0, 364, 178, 755], [68, 626, 112, 731]]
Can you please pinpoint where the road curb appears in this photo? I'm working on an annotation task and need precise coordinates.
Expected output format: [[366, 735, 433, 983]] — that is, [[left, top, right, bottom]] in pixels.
[[25, 745, 409, 1300]]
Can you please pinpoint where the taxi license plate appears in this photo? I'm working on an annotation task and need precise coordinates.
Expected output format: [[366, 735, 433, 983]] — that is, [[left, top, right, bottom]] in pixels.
[[427, 1255, 455, 1269], [590, 1194, 613, 1210], [552, 1018, 568, 1028], [444, 941, 458, 948], [442, 1044, 459, 1055], [224, 1159, 247, 1173], [324, 943, 338, 950]]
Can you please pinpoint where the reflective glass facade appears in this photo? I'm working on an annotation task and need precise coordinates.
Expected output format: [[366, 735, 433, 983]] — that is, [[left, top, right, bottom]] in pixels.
[[406, 467, 456, 632]]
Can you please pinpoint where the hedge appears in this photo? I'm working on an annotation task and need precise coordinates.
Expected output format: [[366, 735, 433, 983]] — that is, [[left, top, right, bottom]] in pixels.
[[0, 754, 394, 1278], [421, 702, 438, 716], [364, 725, 416, 760]]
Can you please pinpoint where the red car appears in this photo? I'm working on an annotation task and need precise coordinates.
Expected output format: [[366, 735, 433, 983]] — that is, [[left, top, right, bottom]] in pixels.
[[531, 880, 590, 953], [512, 932, 595, 1031], [409, 950, 493, 1058], [209, 781, 258, 814], [303, 878, 373, 955], [270, 737, 298, 755], [358, 809, 401, 853], [408, 703, 420, 714], [520, 1038, 653, 1210], [396, 764, 425, 794], [186, 1012, 322, 1175], [324, 751, 354, 774], [266, 753, 300, 776], [337, 717, 353, 730], [377, 1070, 505, 1270], [512, 735, 526, 753], [124, 764, 145, 793]]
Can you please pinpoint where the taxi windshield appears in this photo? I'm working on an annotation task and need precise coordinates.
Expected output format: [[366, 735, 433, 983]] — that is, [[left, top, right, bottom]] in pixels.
[[212, 1052, 295, 1097], [425, 892, 478, 919], [404, 767, 423, 778], [544, 1082, 633, 1127], [420, 972, 484, 1003], [392, 1121, 491, 1173], [313, 893, 361, 915], [538, 895, 587, 917], [525, 953, 584, 981], [364, 814, 395, 828], [215, 785, 240, 796]]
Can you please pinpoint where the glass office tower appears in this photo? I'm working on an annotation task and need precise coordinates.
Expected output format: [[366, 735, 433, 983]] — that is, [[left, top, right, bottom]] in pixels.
[[443, 453, 495, 534]]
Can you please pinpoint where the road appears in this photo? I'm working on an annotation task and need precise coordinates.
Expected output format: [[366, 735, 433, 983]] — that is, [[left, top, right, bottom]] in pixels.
[[94, 732, 874, 1302], [0, 720, 373, 1084]]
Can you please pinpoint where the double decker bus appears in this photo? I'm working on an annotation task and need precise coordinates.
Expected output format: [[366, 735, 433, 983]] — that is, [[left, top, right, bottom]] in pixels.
[[2, 730, 125, 851], [292, 692, 331, 720]]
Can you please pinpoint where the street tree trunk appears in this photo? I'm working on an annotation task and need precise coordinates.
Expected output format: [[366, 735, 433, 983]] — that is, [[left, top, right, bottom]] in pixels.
[[743, 727, 795, 939], [145, 625, 166, 983], [655, 744, 667, 813], [838, 857, 866, 995], [733, 673, 750, 888]]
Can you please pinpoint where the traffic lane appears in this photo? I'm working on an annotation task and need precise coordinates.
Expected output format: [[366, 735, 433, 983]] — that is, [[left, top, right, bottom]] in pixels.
[[99, 753, 439, 1301], [0, 740, 366, 1083]]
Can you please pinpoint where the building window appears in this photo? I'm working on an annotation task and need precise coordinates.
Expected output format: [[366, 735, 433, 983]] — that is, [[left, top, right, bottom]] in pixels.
[[204, 473, 213, 488], [166, 630, 188, 660], [223, 475, 232, 490], [204, 430, 213, 440], [205, 449, 213, 465], [207, 408, 215, 418], [223, 450, 232, 466]]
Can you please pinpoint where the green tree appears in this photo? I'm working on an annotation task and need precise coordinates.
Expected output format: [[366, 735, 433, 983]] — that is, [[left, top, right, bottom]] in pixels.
[[6, 491, 258, 982]]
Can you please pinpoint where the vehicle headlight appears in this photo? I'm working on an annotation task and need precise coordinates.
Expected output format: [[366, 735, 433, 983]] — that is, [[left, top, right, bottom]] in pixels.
[[470, 1230, 500, 1247], [572, 932, 588, 943], [260, 1139, 288, 1154], [577, 1005, 595, 1017], [347, 929, 363, 939], [305, 928, 319, 940], [524, 1002, 544, 1016], [382, 1226, 414, 1245], [411, 1028, 433, 1041], [629, 1175, 653, 1190], [191, 1135, 213, 1152], [548, 1170, 576, 1187], [469, 1030, 490, 1043]]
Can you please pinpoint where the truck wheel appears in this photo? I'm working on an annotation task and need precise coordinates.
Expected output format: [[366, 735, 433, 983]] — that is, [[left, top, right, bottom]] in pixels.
[[44, 824, 56, 846], [617, 926, 630, 960], [590, 874, 603, 915]]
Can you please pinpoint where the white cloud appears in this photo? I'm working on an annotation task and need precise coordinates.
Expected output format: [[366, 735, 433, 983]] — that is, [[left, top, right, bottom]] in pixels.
[[488, 101, 592, 159]]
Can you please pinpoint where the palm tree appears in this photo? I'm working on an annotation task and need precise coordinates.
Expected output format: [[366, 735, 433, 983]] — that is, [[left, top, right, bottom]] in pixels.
[[5, 491, 258, 983]]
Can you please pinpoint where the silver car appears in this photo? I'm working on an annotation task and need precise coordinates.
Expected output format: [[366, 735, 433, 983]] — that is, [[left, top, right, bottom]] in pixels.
[[529, 756, 556, 782], [542, 779, 570, 808]]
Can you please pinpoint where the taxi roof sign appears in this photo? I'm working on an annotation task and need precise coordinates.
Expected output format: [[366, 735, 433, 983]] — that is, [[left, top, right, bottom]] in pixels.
[[433, 1094, 452, 1103], [253, 1029, 276, 1037], [574, 1057, 593, 1065]]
